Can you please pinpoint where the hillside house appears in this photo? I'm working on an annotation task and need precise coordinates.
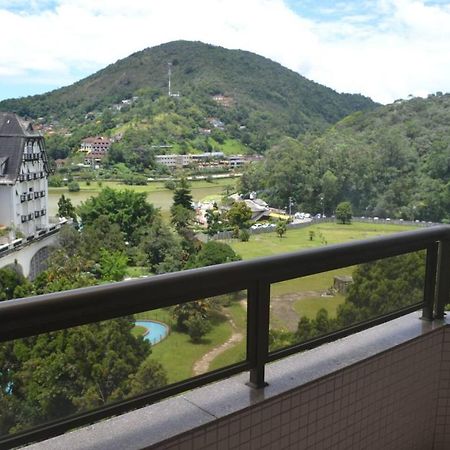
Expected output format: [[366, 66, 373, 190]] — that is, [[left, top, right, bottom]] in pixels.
[[212, 94, 234, 107], [0, 113, 50, 238], [80, 136, 112, 166], [207, 117, 225, 129]]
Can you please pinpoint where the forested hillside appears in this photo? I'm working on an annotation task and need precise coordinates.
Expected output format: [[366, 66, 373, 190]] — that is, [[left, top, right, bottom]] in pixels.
[[0, 41, 375, 157], [240, 93, 450, 222]]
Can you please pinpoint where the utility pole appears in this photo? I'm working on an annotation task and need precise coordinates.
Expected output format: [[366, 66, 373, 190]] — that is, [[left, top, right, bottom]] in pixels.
[[319, 194, 324, 217], [288, 196, 293, 216]]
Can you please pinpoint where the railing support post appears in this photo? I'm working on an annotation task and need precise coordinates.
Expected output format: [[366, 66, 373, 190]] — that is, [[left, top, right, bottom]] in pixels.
[[422, 243, 438, 321], [435, 239, 450, 319], [247, 281, 270, 388]]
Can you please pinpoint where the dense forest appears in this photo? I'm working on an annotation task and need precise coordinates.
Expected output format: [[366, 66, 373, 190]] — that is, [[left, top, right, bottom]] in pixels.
[[240, 93, 450, 222]]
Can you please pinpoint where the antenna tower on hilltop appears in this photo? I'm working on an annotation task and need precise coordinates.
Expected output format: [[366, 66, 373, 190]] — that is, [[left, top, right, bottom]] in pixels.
[[167, 62, 172, 97], [167, 61, 180, 97]]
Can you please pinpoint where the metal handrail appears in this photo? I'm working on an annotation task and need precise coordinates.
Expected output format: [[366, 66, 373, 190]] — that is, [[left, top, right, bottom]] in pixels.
[[1, 225, 450, 447]]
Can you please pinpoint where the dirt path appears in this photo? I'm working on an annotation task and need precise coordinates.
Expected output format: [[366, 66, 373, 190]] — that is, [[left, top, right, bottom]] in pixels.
[[271, 291, 322, 331], [193, 291, 322, 374], [241, 292, 322, 331], [192, 314, 243, 376]]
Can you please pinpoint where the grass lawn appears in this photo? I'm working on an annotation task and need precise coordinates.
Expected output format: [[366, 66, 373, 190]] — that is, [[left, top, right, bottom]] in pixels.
[[209, 301, 248, 371], [48, 177, 237, 217], [131, 325, 147, 338], [225, 221, 417, 334], [216, 139, 249, 155], [271, 267, 354, 296], [135, 307, 233, 384], [227, 222, 416, 260], [292, 294, 346, 320]]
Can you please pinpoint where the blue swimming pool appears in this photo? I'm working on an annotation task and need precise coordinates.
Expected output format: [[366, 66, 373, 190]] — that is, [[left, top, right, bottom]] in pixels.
[[135, 320, 169, 345]]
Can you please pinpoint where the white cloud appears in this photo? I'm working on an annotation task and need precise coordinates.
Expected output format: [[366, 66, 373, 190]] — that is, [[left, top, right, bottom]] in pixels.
[[0, 0, 450, 103]]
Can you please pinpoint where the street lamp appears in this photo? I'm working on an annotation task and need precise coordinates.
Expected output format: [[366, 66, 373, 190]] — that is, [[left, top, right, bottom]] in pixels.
[[319, 194, 324, 217], [288, 196, 294, 216]]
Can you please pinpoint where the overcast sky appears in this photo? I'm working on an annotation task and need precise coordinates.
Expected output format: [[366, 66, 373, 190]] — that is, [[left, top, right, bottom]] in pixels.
[[1, 0, 450, 104]]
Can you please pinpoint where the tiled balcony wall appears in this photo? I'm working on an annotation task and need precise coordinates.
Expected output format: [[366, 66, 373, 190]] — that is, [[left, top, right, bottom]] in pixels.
[[26, 313, 450, 450]]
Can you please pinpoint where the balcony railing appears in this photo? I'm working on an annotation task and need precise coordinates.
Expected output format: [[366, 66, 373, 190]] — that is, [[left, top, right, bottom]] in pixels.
[[1, 226, 450, 447]]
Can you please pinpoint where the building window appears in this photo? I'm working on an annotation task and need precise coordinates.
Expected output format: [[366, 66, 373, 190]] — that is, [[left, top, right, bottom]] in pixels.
[[0, 157, 8, 175], [21, 215, 27, 223], [35, 211, 40, 218]]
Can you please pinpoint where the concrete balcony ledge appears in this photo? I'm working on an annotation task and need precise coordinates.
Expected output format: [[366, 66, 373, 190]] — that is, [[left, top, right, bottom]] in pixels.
[[25, 312, 450, 450]]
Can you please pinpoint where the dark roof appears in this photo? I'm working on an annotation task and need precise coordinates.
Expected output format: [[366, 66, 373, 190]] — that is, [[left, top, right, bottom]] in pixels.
[[0, 113, 44, 184]]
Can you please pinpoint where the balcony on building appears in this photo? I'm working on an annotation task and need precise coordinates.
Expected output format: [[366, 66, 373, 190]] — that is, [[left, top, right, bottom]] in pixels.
[[1, 226, 450, 450]]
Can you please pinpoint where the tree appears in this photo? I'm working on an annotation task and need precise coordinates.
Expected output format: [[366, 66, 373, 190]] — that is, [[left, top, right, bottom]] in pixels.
[[137, 217, 183, 272], [0, 317, 165, 433], [205, 204, 222, 236], [79, 215, 126, 262], [321, 170, 339, 214], [170, 178, 195, 234], [98, 249, 128, 282], [0, 267, 30, 300], [172, 178, 194, 210], [187, 241, 241, 269], [338, 252, 425, 327], [185, 313, 212, 343], [269, 329, 295, 351], [129, 357, 168, 396], [172, 301, 210, 332], [276, 220, 287, 238], [226, 201, 252, 230], [33, 251, 96, 294], [0, 264, 168, 436], [170, 204, 195, 233], [57, 195, 77, 222], [335, 201, 353, 224], [295, 316, 314, 342], [78, 188, 157, 243]]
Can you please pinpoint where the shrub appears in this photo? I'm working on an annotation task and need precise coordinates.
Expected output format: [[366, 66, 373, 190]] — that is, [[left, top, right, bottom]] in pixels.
[[185, 314, 212, 343], [68, 181, 80, 192], [239, 229, 250, 242]]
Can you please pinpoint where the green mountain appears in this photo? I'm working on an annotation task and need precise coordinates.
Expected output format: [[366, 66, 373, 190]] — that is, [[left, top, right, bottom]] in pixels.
[[0, 41, 376, 153], [240, 93, 450, 222]]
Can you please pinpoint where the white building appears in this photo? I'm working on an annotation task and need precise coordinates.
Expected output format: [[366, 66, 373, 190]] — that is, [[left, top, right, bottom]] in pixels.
[[155, 152, 226, 169], [155, 154, 193, 168], [0, 113, 50, 238]]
